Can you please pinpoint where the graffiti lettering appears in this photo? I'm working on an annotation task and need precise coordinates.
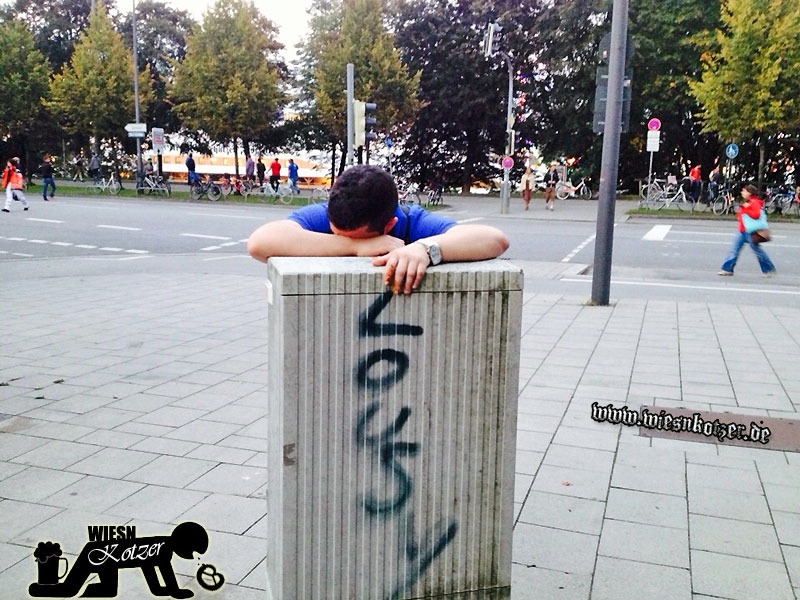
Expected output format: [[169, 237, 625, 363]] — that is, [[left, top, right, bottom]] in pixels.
[[356, 349, 409, 392], [359, 290, 424, 338]]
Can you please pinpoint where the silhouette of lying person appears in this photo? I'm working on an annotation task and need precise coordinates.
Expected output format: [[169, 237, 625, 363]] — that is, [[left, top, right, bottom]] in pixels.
[[29, 522, 208, 598]]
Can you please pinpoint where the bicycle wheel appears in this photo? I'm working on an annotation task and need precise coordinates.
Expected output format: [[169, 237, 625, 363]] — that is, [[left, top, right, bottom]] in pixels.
[[555, 184, 569, 200], [207, 184, 221, 202], [109, 179, 121, 195], [241, 180, 253, 197], [580, 185, 592, 201], [648, 191, 667, 210], [219, 181, 232, 196], [278, 186, 292, 204], [190, 183, 204, 200], [161, 182, 171, 196], [676, 191, 693, 212], [712, 197, 728, 215], [86, 183, 99, 194], [311, 188, 328, 203]]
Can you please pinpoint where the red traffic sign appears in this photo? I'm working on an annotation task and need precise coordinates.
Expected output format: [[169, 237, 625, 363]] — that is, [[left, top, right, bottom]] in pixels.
[[501, 156, 514, 170], [647, 118, 661, 131]]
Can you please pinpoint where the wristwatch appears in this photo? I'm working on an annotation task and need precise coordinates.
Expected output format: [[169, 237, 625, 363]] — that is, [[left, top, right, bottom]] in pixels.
[[417, 240, 442, 266]]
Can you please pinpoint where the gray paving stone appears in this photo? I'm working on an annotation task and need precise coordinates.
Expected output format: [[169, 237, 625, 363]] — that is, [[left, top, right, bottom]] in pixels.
[[245, 515, 267, 539], [517, 413, 561, 433], [591, 556, 691, 600], [606, 488, 687, 529], [691, 550, 794, 600], [125, 454, 216, 487], [106, 485, 208, 522], [12, 508, 116, 549], [114, 421, 175, 437], [11, 439, 101, 470], [532, 464, 611, 501], [543, 444, 615, 472], [0, 396, 52, 415], [187, 464, 267, 496], [515, 474, 533, 503], [611, 462, 686, 497], [216, 435, 267, 453], [0, 542, 30, 572], [176, 494, 265, 535], [25, 421, 96, 441], [551, 425, 619, 452], [614, 446, 686, 473], [516, 430, 553, 452], [782, 544, 800, 589], [772, 511, 800, 546], [186, 444, 256, 465], [689, 488, 771, 523], [238, 557, 267, 590], [145, 380, 208, 398], [165, 420, 243, 444], [518, 491, 605, 535], [67, 447, 157, 478], [0, 466, 83, 502], [106, 392, 176, 412], [687, 463, 764, 494], [0, 432, 49, 461], [128, 436, 199, 457], [757, 463, 800, 488], [203, 405, 267, 426], [41, 475, 145, 513], [74, 428, 145, 449], [515, 450, 544, 475], [510, 563, 591, 600], [689, 514, 783, 562], [599, 519, 689, 567], [0, 461, 26, 481], [512, 522, 598, 574], [0, 499, 63, 543]]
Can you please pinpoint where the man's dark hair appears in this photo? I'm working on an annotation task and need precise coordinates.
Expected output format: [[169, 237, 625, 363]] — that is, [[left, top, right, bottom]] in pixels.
[[743, 184, 759, 195], [327, 165, 398, 232]]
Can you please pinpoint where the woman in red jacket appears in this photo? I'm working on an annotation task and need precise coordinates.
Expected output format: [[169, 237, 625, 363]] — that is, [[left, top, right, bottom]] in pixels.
[[719, 184, 776, 277]]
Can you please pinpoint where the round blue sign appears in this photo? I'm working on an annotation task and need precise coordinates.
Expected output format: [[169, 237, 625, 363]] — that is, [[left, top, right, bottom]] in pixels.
[[385, 137, 393, 148], [725, 143, 739, 159]]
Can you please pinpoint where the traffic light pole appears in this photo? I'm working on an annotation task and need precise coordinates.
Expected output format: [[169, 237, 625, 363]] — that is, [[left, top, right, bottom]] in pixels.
[[346, 63, 354, 168], [591, 0, 629, 306], [132, 0, 143, 191], [500, 52, 514, 215]]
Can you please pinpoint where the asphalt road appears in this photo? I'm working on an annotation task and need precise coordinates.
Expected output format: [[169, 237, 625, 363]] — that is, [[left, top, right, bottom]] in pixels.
[[2, 194, 799, 306]]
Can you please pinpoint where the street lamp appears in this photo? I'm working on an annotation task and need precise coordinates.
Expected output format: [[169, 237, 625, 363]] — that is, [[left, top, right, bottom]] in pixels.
[[131, 0, 143, 191]]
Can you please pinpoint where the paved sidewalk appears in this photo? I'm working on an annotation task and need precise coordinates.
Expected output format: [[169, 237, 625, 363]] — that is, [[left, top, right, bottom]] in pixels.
[[1, 261, 799, 599]]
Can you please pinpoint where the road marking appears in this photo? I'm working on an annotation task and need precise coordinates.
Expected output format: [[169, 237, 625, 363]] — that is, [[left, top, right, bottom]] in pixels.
[[99, 247, 123, 252], [79, 255, 151, 262], [6, 237, 25, 241], [561, 234, 597, 263], [560, 278, 800, 296], [50, 242, 73, 246], [238, 238, 248, 243], [202, 255, 250, 261], [125, 249, 149, 254], [456, 217, 485, 224], [180, 233, 232, 240], [657, 239, 800, 249], [642, 224, 672, 241], [27, 239, 49, 244], [74, 244, 97, 249], [673, 230, 787, 239], [185, 212, 265, 220], [26, 218, 64, 223], [0, 250, 7, 254], [12, 252, 33, 257], [97, 225, 141, 231], [201, 245, 222, 251], [219, 241, 240, 247]]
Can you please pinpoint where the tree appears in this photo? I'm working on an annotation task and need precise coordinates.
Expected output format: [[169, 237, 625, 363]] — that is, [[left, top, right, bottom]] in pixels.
[[0, 21, 53, 174], [169, 0, 284, 175], [47, 0, 150, 156], [690, 0, 800, 189], [118, 1, 195, 135], [0, 0, 98, 73], [313, 0, 420, 174]]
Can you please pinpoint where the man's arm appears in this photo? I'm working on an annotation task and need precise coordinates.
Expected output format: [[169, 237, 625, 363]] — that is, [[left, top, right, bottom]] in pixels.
[[373, 224, 509, 294], [247, 220, 404, 262]]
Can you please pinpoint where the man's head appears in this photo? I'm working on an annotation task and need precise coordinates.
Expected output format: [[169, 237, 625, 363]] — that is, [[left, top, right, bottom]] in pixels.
[[327, 165, 398, 237], [274, 157, 279, 162], [11, 157, 20, 167], [289, 158, 294, 164]]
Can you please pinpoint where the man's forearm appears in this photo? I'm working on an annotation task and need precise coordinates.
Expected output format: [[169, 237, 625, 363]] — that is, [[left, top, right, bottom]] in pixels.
[[247, 221, 353, 262], [421, 224, 509, 263]]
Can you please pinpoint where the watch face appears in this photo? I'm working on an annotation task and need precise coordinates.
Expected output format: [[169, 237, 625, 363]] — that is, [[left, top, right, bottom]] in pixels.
[[429, 243, 441, 265]]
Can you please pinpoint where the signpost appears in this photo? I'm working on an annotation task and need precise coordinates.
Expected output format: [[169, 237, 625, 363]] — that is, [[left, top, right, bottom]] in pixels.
[[125, 122, 146, 138], [151, 128, 165, 177], [725, 143, 739, 187], [501, 156, 514, 170], [644, 119, 661, 202]]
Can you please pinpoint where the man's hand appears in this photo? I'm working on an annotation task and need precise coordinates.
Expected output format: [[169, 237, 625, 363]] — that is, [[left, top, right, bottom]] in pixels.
[[350, 234, 405, 257], [372, 242, 430, 295]]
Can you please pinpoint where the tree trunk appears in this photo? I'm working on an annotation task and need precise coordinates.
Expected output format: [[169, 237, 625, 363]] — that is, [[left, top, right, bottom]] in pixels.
[[330, 142, 336, 187], [757, 137, 766, 193], [233, 139, 240, 178], [93, 129, 100, 157], [243, 139, 251, 158], [338, 142, 347, 175]]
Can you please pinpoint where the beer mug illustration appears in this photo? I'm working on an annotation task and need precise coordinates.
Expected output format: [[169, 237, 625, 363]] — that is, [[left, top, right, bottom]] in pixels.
[[33, 542, 68, 585]]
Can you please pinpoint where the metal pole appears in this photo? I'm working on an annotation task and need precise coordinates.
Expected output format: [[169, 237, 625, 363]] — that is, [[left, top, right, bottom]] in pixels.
[[646, 150, 654, 201], [500, 52, 514, 215], [346, 63, 354, 168], [132, 0, 143, 191], [590, 0, 629, 306]]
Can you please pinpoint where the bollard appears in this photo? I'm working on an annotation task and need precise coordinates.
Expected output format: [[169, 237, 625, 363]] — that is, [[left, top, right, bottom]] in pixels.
[[265, 257, 522, 600]]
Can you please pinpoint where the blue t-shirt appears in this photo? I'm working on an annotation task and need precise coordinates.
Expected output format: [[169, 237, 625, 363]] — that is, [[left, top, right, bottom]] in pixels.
[[287, 203, 456, 243], [288, 163, 299, 180]]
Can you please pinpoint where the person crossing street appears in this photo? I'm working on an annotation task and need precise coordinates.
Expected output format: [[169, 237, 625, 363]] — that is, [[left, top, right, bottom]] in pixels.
[[2, 157, 29, 212]]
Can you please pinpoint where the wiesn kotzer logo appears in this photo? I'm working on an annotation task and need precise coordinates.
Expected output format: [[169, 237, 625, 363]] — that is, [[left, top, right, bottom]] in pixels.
[[591, 402, 772, 444], [28, 522, 224, 598]]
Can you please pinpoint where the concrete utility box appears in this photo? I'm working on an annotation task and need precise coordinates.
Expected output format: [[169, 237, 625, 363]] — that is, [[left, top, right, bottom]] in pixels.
[[265, 257, 522, 600]]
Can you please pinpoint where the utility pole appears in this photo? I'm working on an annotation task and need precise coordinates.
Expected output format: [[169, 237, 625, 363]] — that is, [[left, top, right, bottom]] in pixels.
[[132, 0, 143, 191], [499, 51, 514, 215], [346, 63, 354, 169], [591, 0, 629, 306]]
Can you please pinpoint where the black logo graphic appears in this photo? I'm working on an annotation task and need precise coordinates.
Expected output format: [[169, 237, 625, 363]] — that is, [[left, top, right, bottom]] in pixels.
[[29, 522, 223, 598]]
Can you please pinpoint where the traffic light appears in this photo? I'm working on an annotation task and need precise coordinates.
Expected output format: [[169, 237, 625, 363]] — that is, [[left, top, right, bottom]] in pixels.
[[482, 22, 502, 58], [354, 100, 377, 148]]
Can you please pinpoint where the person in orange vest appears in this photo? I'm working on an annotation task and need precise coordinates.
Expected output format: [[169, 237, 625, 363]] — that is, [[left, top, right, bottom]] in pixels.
[[2, 157, 29, 212]]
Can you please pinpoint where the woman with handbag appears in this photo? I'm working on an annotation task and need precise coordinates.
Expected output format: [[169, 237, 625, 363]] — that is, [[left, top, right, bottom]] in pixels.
[[718, 184, 776, 277]]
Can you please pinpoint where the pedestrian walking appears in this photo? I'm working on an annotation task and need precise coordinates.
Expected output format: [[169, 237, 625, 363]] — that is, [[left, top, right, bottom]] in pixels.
[[287, 158, 300, 194], [88, 152, 101, 182], [269, 157, 281, 192], [245, 153, 255, 182], [40, 155, 56, 201], [2, 157, 29, 212], [71, 153, 84, 182], [543, 162, 559, 210], [520, 166, 534, 211], [719, 184, 776, 277], [256, 157, 266, 186], [690, 164, 702, 202], [185, 152, 197, 185]]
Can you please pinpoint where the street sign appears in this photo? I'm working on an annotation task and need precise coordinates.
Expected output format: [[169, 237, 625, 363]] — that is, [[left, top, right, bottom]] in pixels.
[[151, 128, 165, 153], [646, 130, 660, 152], [385, 137, 393, 148], [647, 118, 661, 131], [501, 156, 514, 170], [725, 143, 739, 159], [125, 122, 147, 134], [592, 67, 633, 134], [127, 131, 146, 138]]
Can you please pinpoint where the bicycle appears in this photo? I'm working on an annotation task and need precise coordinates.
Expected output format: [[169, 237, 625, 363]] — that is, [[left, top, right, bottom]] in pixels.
[[646, 184, 693, 211], [137, 173, 171, 196], [190, 176, 222, 201], [426, 185, 443, 206], [254, 182, 292, 204], [220, 177, 254, 198], [712, 187, 736, 215], [640, 178, 666, 200], [556, 178, 592, 200], [399, 183, 421, 206], [85, 172, 121, 195], [310, 187, 329, 204]]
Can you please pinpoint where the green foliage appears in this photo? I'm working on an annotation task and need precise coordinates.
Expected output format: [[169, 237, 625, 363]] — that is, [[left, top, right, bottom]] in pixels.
[[168, 0, 284, 152], [313, 0, 420, 144], [0, 20, 51, 139], [47, 1, 150, 148]]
